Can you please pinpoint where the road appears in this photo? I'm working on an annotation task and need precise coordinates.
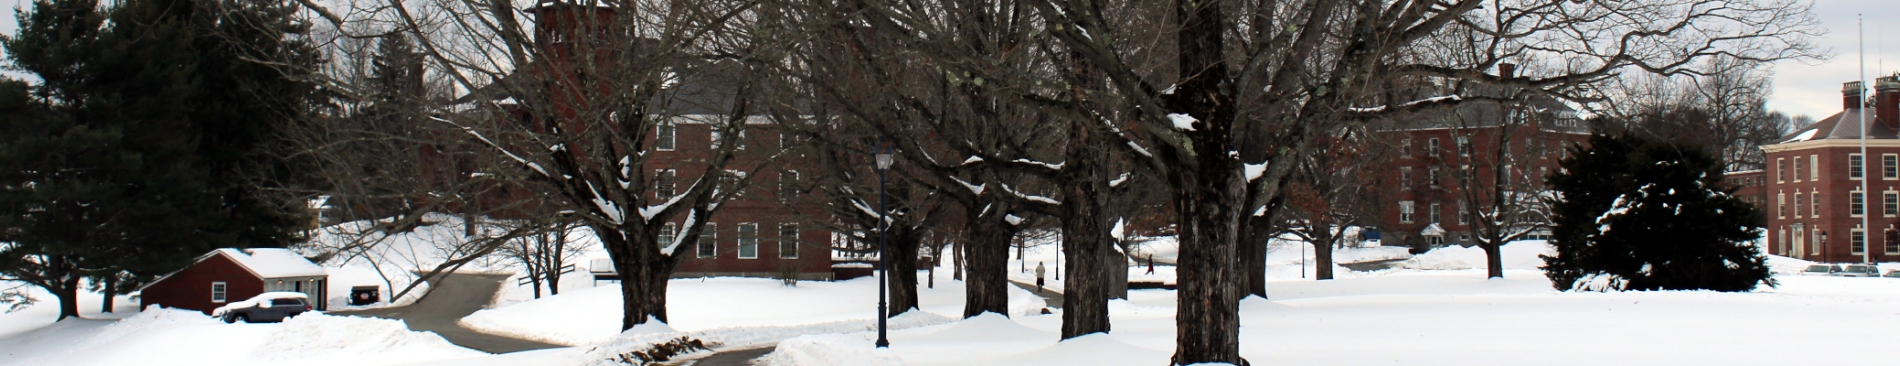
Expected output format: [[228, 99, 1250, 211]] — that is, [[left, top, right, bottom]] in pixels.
[[680, 346, 776, 366], [331, 273, 565, 354]]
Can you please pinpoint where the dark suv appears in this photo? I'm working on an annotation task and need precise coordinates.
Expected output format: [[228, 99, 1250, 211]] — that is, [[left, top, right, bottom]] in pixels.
[[214, 292, 312, 323]]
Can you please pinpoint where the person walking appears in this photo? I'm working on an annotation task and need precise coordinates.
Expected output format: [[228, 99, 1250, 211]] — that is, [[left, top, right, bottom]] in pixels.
[[1145, 254, 1156, 275], [1035, 261, 1047, 292]]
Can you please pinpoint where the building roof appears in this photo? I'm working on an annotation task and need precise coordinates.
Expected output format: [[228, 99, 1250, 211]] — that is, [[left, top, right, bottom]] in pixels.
[[1775, 109, 1898, 143], [217, 248, 328, 278]]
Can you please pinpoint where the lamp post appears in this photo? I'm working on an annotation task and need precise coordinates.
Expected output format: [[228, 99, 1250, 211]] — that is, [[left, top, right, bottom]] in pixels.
[[874, 145, 894, 348]]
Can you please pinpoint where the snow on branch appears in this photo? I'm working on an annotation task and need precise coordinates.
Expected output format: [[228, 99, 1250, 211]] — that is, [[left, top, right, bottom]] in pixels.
[[998, 183, 1060, 205], [949, 176, 987, 195], [1011, 159, 1065, 171], [431, 116, 549, 177]]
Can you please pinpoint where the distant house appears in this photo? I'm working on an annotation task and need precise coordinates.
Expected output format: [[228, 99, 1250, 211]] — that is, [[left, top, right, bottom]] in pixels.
[[139, 248, 330, 314]]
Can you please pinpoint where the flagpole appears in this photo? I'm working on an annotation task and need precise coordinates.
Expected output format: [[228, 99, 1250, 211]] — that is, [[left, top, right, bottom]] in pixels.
[[1860, 14, 1872, 265]]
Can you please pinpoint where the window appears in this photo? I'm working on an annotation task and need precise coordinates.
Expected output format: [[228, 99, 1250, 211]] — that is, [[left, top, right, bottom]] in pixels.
[[1502, 164, 1513, 187], [1429, 202, 1442, 224], [1886, 191, 1898, 216], [1793, 157, 1802, 182], [697, 223, 717, 258], [1539, 167, 1548, 186], [1399, 201, 1415, 223], [659, 223, 678, 248], [779, 170, 800, 199], [1458, 202, 1468, 225], [1401, 139, 1413, 157], [1429, 166, 1441, 188], [1400, 167, 1412, 187], [1852, 191, 1865, 217], [1810, 155, 1820, 181], [1456, 136, 1471, 156], [722, 170, 747, 197], [1428, 138, 1440, 156], [1811, 191, 1821, 218], [1886, 154, 1898, 179], [211, 282, 227, 303], [1852, 228, 1867, 254], [655, 169, 677, 199], [1777, 193, 1786, 218], [1780, 228, 1789, 256], [711, 128, 722, 150], [737, 223, 759, 258], [779, 223, 800, 259], [1851, 154, 1865, 179], [1793, 192, 1802, 217], [655, 122, 677, 151], [1887, 227, 1900, 254]]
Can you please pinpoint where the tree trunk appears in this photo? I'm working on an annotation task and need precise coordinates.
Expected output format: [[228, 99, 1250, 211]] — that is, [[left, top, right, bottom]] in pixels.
[[1483, 240, 1504, 279], [1107, 247, 1128, 300], [886, 228, 922, 316], [601, 226, 680, 330], [100, 275, 117, 313], [1167, 0, 1247, 360], [1239, 215, 1272, 298], [963, 213, 1013, 318], [953, 242, 964, 281], [55, 278, 80, 321], [1314, 230, 1336, 280], [1059, 134, 1114, 338]]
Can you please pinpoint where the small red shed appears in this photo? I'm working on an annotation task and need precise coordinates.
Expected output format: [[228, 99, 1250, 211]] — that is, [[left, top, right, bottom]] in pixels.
[[139, 248, 330, 314]]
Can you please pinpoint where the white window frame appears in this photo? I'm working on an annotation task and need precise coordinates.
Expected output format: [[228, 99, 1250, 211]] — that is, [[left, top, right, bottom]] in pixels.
[[1887, 226, 1900, 255], [1852, 228, 1867, 255], [654, 169, 677, 199], [1456, 136, 1471, 157], [1400, 167, 1412, 188], [1885, 154, 1898, 180], [1428, 138, 1440, 157], [1399, 201, 1415, 223], [1457, 201, 1468, 225], [1429, 166, 1441, 188], [1851, 190, 1866, 217], [779, 223, 800, 259], [1885, 190, 1898, 217], [1777, 192, 1786, 219], [1793, 191, 1803, 217], [779, 170, 800, 199], [737, 223, 759, 259], [1793, 157, 1802, 182], [1850, 153, 1865, 180], [1502, 164, 1513, 187], [1429, 201, 1442, 224], [659, 223, 678, 248], [655, 122, 677, 151], [211, 282, 228, 303], [1811, 191, 1821, 218], [1810, 155, 1820, 182], [1777, 158, 1786, 183], [697, 223, 718, 258], [1401, 139, 1412, 157]]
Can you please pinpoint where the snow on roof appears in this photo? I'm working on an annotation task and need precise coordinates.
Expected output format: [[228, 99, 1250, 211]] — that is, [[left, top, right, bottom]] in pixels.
[[219, 248, 328, 279], [1421, 223, 1447, 236]]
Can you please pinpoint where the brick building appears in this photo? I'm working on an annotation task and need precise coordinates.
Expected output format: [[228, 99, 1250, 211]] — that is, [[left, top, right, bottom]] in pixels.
[[1759, 77, 1900, 263], [448, 1, 835, 280], [1376, 70, 1591, 248]]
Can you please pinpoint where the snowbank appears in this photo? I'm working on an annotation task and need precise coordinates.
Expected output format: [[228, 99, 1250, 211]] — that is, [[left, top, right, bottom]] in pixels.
[[1399, 240, 1554, 271], [0, 307, 483, 366]]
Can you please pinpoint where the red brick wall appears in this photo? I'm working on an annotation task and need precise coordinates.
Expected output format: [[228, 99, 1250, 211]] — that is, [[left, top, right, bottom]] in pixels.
[[1376, 125, 1589, 247], [139, 253, 263, 314]]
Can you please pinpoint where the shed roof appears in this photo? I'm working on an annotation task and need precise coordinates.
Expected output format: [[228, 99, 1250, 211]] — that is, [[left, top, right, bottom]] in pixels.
[[217, 248, 328, 278]]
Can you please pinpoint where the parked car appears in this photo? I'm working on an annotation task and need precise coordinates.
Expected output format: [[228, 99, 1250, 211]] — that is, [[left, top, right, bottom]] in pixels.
[[1800, 264, 1838, 276], [1840, 264, 1881, 277], [1885, 270, 1900, 278], [213, 292, 311, 323]]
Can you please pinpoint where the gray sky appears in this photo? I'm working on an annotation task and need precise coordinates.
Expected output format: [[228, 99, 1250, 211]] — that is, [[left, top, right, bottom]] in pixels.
[[0, 0, 1881, 120]]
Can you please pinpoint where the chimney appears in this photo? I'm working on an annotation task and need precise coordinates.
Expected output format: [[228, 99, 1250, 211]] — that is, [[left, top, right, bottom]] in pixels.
[[1845, 81, 1866, 110], [1499, 63, 1517, 79], [1878, 76, 1900, 131]]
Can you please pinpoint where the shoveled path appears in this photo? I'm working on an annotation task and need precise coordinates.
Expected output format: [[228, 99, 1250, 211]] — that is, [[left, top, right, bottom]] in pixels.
[[679, 346, 777, 366], [1009, 280, 1065, 308], [331, 273, 564, 354]]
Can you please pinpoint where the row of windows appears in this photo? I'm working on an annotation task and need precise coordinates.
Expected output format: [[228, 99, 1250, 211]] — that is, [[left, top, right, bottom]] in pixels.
[[1772, 225, 1900, 256], [1777, 154, 1900, 182], [1397, 165, 1548, 189], [653, 123, 795, 152], [1397, 200, 1466, 224], [652, 169, 800, 200], [656, 222, 803, 259], [1400, 136, 1569, 160], [1776, 190, 1900, 219]]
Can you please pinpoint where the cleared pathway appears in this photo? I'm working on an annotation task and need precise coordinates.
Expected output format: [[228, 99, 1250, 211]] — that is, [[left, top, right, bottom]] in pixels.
[[332, 273, 564, 354]]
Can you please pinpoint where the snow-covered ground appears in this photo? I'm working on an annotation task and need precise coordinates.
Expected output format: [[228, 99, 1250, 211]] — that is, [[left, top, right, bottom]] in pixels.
[[10, 230, 1900, 366], [310, 213, 610, 311], [0, 307, 484, 366]]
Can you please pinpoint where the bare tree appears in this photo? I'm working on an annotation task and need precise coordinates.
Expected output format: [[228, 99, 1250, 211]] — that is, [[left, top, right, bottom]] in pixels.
[[501, 214, 588, 298], [1276, 129, 1386, 280]]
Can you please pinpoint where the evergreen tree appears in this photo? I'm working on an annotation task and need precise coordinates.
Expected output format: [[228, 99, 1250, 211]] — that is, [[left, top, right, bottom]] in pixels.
[[1542, 133, 1773, 292]]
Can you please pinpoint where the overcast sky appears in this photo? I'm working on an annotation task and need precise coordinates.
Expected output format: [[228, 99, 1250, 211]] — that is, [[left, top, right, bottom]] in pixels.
[[0, 0, 1884, 120]]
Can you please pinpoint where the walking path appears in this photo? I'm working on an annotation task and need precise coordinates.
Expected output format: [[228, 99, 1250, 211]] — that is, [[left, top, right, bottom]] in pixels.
[[1009, 280, 1065, 308], [331, 273, 564, 354], [677, 346, 776, 366]]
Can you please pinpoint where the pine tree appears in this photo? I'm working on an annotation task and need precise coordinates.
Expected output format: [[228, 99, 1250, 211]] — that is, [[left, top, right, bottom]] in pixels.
[[1542, 133, 1773, 292]]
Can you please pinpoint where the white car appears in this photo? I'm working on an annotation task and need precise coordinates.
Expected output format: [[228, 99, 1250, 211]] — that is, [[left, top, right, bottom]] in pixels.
[[213, 292, 312, 323]]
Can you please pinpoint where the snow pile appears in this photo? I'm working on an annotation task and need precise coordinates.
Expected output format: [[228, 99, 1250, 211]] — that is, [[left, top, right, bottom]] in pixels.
[[579, 311, 956, 366], [766, 312, 1170, 366], [1400, 241, 1554, 271], [255, 313, 482, 362]]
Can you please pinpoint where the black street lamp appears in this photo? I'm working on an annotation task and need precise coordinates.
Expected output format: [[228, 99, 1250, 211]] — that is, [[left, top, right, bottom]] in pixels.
[[1820, 230, 1829, 263], [874, 144, 894, 348]]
